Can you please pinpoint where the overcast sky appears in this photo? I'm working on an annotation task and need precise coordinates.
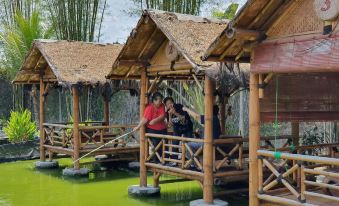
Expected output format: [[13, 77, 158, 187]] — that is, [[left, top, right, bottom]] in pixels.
[[99, 0, 246, 43]]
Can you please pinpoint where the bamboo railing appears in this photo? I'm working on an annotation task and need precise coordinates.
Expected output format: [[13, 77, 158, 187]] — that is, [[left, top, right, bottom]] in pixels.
[[43, 123, 138, 149], [257, 146, 339, 206], [144, 133, 295, 179]]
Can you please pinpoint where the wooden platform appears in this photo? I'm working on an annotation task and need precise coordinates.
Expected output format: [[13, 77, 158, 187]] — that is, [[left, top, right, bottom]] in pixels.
[[261, 189, 338, 206], [44, 144, 139, 156]]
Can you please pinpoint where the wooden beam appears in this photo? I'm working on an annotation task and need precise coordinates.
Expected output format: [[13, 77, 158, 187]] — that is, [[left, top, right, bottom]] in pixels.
[[147, 62, 192, 72], [139, 69, 148, 187], [192, 74, 203, 92], [34, 55, 47, 71], [104, 100, 109, 125], [225, 28, 260, 40], [203, 75, 215, 204], [249, 73, 260, 206], [72, 85, 80, 170], [118, 60, 149, 67], [39, 76, 46, 161], [208, 56, 251, 63], [138, 28, 159, 60]]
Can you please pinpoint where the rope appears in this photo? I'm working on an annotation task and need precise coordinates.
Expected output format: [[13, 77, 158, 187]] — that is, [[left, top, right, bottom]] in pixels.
[[72, 131, 134, 164]]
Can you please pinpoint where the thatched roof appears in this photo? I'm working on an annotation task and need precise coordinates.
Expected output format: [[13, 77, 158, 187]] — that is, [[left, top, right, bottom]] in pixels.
[[108, 9, 229, 79], [14, 40, 123, 86], [202, 0, 295, 63]]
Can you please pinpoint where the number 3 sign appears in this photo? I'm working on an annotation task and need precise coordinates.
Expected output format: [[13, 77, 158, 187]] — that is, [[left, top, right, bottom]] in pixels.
[[314, 0, 339, 20]]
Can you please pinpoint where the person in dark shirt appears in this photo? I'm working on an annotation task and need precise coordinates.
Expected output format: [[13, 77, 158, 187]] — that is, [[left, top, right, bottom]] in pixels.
[[163, 97, 193, 164], [164, 97, 193, 138], [182, 105, 221, 170], [182, 105, 221, 140]]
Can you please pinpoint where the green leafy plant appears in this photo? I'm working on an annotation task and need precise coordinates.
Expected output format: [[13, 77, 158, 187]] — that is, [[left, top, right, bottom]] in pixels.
[[0, 10, 54, 79], [212, 3, 239, 20], [302, 126, 325, 155], [3, 109, 37, 143]]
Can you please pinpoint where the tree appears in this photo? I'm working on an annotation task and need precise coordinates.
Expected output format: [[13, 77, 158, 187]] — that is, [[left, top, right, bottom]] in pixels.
[[0, 11, 53, 79], [133, 0, 204, 15], [212, 3, 239, 20], [45, 0, 107, 42]]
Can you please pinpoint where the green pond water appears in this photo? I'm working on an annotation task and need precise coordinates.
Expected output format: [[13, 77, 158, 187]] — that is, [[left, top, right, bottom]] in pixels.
[[0, 158, 248, 206]]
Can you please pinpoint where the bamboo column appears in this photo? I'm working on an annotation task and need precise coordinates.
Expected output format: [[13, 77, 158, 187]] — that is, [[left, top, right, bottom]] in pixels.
[[39, 77, 46, 161], [203, 75, 214, 204], [249, 73, 260, 206], [292, 122, 300, 185], [72, 85, 80, 170], [140, 69, 148, 187], [104, 100, 110, 125]]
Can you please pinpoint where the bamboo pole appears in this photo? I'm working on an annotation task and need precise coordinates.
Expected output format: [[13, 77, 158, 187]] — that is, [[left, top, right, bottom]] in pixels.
[[203, 75, 214, 204], [39, 76, 46, 161], [72, 85, 80, 170], [300, 166, 306, 202], [140, 69, 148, 187], [104, 100, 109, 125], [249, 73, 260, 206], [291, 122, 299, 184]]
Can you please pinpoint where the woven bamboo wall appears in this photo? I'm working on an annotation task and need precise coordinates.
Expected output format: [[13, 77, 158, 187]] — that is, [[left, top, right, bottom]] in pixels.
[[267, 0, 324, 38]]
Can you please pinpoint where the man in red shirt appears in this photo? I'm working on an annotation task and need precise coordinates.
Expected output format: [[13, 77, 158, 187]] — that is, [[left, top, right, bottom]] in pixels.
[[133, 92, 167, 162]]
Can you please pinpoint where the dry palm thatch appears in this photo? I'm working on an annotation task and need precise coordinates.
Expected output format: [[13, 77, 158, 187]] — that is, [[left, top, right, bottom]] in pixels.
[[14, 40, 123, 86]]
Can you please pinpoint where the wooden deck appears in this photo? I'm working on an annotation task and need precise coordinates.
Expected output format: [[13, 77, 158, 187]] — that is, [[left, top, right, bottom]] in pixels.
[[261, 189, 338, 206], [44, 144, 139, 156]]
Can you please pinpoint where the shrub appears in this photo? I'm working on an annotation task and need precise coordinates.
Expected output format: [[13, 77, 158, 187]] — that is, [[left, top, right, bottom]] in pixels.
[[3, 109, 37, 143]]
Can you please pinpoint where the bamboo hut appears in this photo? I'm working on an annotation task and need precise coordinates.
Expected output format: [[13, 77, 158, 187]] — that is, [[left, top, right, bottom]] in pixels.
[[204, 0, 339, 205], [14, 40, 139, 175], [108, 10, 252, 206]]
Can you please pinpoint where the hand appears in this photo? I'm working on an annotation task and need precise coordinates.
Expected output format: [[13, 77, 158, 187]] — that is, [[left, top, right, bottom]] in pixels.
[[132, 126, 139, 133], [168, 108, 175, 114], [148, 120, 155, 125], [182, 106, 188, 112]]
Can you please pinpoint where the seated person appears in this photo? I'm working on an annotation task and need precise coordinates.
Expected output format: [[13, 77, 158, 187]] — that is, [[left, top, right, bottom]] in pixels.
[[182, 105, 221, 169], [183, 105, 221, 141]]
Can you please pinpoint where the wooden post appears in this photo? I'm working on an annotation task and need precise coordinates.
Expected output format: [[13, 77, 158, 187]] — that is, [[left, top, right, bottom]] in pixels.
[[72, 85, 80, 170], [203, 75, 214, 204], [39, 77, 46, 161], [140, 69, 148, 187], [249, 73, 260, 206], [220, 96, 226, 134], [292, 122, 299, 185], [104, 100, 110, 125]]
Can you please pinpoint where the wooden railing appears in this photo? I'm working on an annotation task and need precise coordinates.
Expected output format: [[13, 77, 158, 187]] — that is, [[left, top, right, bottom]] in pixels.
[[257, 145, 339, 206], [78, 124, 138, 148], [145, 133, 204, 172], [144, 133, 294, 176], [43, 123, 138, 149]]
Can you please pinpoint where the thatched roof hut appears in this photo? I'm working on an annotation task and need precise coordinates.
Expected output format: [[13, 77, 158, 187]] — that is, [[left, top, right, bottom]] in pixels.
[[202, 0, 297, 63], [108, 9, 229, 79], [14, 40, 123, 86]]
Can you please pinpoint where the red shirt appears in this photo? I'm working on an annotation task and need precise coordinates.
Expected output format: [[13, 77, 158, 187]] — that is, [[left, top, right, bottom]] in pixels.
[[144, 103, 166, 131]]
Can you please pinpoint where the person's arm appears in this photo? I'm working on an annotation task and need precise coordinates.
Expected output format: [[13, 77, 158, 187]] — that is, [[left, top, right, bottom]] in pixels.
[[149, 114, 165, 125], [182, 106, 200, 122], [149, 105, 166, 125], [133, 106, 151, 132], [133, 117, 148, 132]]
